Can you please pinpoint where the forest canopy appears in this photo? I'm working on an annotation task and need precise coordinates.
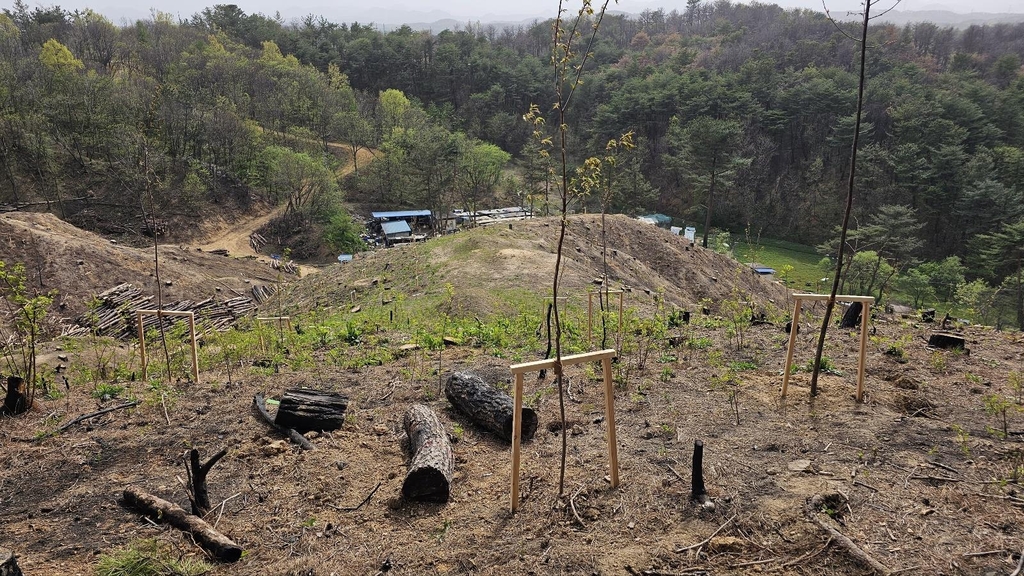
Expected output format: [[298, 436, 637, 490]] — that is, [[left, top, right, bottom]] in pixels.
[[2, 0, 1024, 324]]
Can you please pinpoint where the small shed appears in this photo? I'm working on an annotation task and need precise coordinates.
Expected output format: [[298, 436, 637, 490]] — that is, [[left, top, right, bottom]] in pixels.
[[381, 220, 412, 245], [641, 213, 673, 228], [371, 210, 433, 231]]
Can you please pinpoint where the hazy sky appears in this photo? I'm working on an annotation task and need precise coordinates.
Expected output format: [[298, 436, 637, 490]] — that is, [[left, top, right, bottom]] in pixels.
[[33, 0, 1024, 26]]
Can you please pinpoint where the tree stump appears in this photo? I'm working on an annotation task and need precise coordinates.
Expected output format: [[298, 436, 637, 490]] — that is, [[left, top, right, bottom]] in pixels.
[[840, 302, 862, 329], [445, 373, 538, 442], [1, 550, 23, 576], [922, 308, 936, 323], [928, 332, 967, 351], [1, 376, 27, 416], [402, 404, 454, 503], [274, 389, 348, 433]]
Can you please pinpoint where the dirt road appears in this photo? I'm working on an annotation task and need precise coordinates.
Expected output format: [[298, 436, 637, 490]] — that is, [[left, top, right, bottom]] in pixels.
[[194, 145, 376, 274]]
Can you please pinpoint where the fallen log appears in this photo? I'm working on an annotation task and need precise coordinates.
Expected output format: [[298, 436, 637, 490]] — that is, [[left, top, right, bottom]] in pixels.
[[274, 389, 348, 433], [122, 486, 242, 562], [252, 395, 313, 450], [445, 372, 537, 442], [1, 549, 23, 576], [805, 504, 890, 575], [402, 404, 454, 503]]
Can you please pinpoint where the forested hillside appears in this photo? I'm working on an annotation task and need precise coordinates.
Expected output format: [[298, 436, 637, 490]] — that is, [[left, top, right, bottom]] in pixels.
[[2, 0, 1024, 324]]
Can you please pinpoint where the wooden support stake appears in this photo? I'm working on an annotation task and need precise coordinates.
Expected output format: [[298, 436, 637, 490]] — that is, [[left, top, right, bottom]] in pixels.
[[510, 372, 524, 513], [137, 310, 199, 384], [602, 356, 619, 487], [857, 302, 870, 402], [586, 290, 625, 345], [782, 298, 801, 398], [188, 313, 199, 384], [509, 349, 619, 512], [782, 294, 874, 400]]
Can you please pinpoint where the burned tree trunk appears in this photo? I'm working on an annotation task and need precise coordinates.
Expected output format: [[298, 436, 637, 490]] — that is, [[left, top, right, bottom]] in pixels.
[[122, 486, 242, 562], [402, 404, 454, 503], [274, 389, 348, 433], [928, 332, 967, 351], [253, 395, 313, 450], [840, 302, 862, 329], [445, 372, 538, 442], [2, 376, 27, 416], [1, 550, 23, 576], [185, 448, 227, 516]]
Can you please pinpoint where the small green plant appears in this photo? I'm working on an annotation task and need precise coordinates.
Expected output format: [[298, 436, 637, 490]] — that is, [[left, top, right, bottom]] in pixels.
[[0, 259, 56, 412], [659, 366, 674, 382], [965, 372, 983, 385], [95, 538, 211, 576], [930, 350, 947, 373], [434, 519, 452, 543], [983, 394, 1016, 438], [1010, 370, 1023, 405], [952, 424, 971, 456], [452, 423, 464, 439], [728, 360, 758, 371], [92, 382, 125, 399], [686, 336, 713, 349]]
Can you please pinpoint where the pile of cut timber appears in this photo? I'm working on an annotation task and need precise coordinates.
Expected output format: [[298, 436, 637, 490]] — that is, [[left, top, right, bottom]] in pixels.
[[67, 283, 259, 339], [251, 284, 277, 304]]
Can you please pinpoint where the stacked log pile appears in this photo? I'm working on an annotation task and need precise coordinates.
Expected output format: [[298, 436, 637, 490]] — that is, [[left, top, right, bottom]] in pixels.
[[251, 284, 277, 304], [249, 233, 268, 253], [271, 258, 299, 275], [69, 283, 259, 339]]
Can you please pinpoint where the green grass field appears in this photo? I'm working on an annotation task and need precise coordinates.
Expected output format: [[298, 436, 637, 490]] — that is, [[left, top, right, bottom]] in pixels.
[[733, 237, 828, 292]]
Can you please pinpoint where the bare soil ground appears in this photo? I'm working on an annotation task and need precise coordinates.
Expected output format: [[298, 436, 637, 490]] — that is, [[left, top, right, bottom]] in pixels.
[[2, 215, 1023, 576], [0, 212, 278, 319]]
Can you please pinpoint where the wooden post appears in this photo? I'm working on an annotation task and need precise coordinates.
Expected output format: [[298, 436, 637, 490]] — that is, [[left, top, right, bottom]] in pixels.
[[782, 294, 875, 400], [857, 302, 870, 402], [602, 356, 619, 487], [509, 349, 618, 513], [617, 291, 624, 351], [187, 313, 199, 383], [136, 310, 199, 384], [137, 311, 147, 382], [587, 295, 593, 343], [587, 291, 625, 347], [510, 372, 524, 513], [781, 297, 801, 398]]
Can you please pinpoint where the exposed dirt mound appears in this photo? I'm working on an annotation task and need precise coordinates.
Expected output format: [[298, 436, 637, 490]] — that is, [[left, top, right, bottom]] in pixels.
[[285, 214, 787, 316], [0, 212, 281, 319]]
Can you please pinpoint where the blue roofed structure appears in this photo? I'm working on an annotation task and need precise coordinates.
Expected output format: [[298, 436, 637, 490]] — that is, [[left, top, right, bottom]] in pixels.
[[371, 210, 432, 219], [381, 220, 412, 235]]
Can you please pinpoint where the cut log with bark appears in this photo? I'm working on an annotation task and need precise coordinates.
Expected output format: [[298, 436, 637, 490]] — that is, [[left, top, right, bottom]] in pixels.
[[1, 376, 27, 416], [274, 389, 348, 433], [445, 372, 538, 442], [1, 550, 23, 576], [840, 302, 862, 329], [402, 404, 454, 503], [122, 486, 242, 562], [928, 332, 967, 351]]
